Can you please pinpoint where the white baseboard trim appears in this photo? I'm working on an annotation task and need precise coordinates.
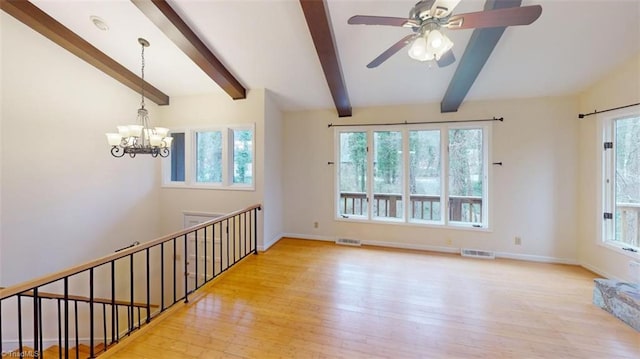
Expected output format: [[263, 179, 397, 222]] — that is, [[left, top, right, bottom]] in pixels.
[[361, 239, 460, 254], [282, 234, 580, 265], [494, 251, 579, 265], [580, 262, 620, 281], [259, 234, 284, 252], [282, 233, 336, 242]]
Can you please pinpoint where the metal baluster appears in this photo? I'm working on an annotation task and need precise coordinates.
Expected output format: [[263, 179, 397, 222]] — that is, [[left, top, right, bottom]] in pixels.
[[195, 229, 199, 289], [137, 307, 141, 329], [64, 278, 69, 359], [57, 299, 62, 359], [74, 301, 78, 359], [254, 208, 259, 254], [38, 298, 43, 359], [184, 234, 189, 303], [161, 242, 165, 311], [146, 248, 150, 323], [204, 225, 208, 282], [226, 219, 229, 271], [17, 295, 23, 356], [102, 303, 107, 354], [232, 216, 235, 264], [89, 268, 95, 358], [244, 212, 248, 257], [111, 260, 116, 345], [115, 305, 119, 342], [33, 288, 39, 358], [129, 254, 134, 333], [0, 299, 3, 355], [219, 222, 223, 274], [173, 238, 177, 304]]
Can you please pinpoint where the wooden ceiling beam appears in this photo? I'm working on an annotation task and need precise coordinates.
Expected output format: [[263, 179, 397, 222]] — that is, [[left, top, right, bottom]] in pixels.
[[0, 0, 170, 105], [132, 0, 246, 100], [440, 0, 522, 113], [300, 0, 352, 117]]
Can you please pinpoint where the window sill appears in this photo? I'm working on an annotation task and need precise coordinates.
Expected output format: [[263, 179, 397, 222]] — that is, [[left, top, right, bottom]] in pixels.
[[161, 183, 255, 191], [600, 241, 640, 259], [335, 216, 491, 232]]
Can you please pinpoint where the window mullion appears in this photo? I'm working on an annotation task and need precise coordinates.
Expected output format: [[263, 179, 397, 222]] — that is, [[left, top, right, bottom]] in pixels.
[[402, 128, 410, 223], [442, 128, 449, 225], [367, 130, 374, 220]]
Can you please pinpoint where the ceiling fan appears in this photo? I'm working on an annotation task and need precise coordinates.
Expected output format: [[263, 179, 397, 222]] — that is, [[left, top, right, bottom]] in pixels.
[[348, 0, 542, 68]]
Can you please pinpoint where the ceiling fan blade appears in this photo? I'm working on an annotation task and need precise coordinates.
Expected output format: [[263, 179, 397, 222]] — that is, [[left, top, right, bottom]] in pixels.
[[437, 49, 456, 68], [348, 15, 417, 28], [367, 34, 417, 68], [446, 5, 542, 30], [430, 0, 462, 18]]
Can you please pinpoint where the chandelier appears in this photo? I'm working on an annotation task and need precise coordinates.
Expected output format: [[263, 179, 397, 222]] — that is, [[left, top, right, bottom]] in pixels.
[[106, 38, 172, 158]]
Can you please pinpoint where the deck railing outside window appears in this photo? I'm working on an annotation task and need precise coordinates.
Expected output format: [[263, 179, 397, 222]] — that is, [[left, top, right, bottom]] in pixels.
[[340, 192, 481, 223]]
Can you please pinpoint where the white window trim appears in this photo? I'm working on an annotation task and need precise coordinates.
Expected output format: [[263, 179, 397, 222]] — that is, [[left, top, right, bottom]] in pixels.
[[334, 123, 491, 231], [597, 107, 640, 258], [161, 124, 255, 191]]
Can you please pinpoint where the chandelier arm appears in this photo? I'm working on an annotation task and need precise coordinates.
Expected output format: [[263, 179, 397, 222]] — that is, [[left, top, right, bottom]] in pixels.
[[110, 146, 125, 158], [159, 148, 170, 158]]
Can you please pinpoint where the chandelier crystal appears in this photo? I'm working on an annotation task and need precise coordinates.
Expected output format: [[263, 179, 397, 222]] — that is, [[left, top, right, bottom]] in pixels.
[[106, 38, 172, 158]]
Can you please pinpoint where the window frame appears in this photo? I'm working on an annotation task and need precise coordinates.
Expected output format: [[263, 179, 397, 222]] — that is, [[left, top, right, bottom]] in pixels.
[[334, 123, 491, 230], [598, 108, 640, 257], [161, 124, 255, 191]]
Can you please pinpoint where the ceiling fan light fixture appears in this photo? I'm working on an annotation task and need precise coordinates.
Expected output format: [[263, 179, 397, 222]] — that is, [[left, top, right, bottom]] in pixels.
[[408, 36, 428, 60], [426, 30, 453, 60]]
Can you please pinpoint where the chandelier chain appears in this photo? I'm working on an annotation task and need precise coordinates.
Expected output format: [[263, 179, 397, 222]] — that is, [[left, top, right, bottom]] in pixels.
[[140, 43, 145, 109]]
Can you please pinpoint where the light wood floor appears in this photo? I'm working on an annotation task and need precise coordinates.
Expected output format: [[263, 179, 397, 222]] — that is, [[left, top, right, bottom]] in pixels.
[[103, 238, 640, 358]]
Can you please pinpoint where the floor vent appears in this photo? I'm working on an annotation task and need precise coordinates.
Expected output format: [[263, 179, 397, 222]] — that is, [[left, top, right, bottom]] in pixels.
[[336, 238, 361, 246], [461, 248, 495, 259]]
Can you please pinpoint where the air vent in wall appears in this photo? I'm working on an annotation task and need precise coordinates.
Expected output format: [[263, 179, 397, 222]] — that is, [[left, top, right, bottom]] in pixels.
[[336, 238, 361, 246], [461, 248, 495, 259]]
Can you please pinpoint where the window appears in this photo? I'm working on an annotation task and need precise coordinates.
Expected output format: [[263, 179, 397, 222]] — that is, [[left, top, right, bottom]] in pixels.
[[232, 129, 253, 185], [602, 112, 640, 252], [162, 125, 254, 190], [336, 124, 489, 228], [196, 130, 223, 184]]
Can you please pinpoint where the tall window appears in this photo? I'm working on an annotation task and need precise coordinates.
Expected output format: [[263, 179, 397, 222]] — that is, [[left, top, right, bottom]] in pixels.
[[336, 125, 489, 228], [602, 113, 640, 251], [232, 129, 253, 185], [373, 131, 403, 220], [409, 130, 441, 222], [162, 125, 254, 190], [196, 130, 222, 184], [338, 132, 368, 218]]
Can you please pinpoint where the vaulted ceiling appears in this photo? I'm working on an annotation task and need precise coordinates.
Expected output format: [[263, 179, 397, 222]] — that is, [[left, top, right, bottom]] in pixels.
[[3, 0, 640, 117]]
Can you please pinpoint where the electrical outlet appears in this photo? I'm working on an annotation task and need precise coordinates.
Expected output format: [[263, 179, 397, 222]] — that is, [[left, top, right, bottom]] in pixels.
[[314, 221, 319, 229], [514, 236, 522, 245]]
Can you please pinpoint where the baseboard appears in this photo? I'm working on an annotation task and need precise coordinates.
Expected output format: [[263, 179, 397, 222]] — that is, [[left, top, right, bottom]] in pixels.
[[495, 251, 579, 265], [281, 233, 336, 242], [259, 234, 285, 252], [283, 234, 580, 265], [580, 262, 621, 280], [361, 239, 460, 254]]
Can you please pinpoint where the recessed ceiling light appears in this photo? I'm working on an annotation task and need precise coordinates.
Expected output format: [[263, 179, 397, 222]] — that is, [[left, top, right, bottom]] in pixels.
[[90, 16, 109, 31]]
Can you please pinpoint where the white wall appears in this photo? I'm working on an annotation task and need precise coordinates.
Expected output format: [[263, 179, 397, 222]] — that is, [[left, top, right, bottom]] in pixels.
[[578, 53, 640, 281], [283, 96, 580, 263], [1, 13, 162, 285], [262, 90, 284, 250], [155, 90, 266, 246]]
